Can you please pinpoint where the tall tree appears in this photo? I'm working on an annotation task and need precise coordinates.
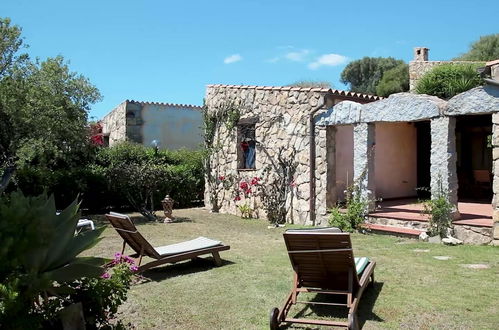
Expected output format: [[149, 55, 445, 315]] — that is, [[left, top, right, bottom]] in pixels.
[[376, 63, 409, 97], [340, 57, 405, 95], [454, 34, 499, 61], [0, 17, 101, 191]]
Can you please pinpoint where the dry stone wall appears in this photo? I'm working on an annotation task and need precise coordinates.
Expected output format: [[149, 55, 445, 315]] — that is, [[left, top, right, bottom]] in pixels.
[[204, 85, 329, 225], [101, 101, 127, 146]]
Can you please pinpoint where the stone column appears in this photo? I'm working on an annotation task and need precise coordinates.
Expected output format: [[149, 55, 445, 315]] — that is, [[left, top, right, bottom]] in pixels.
[[430, 117, 459, 218], [491, 113, 499, 245], [353, 123, 375, 211], [326, 126, 337, 209]]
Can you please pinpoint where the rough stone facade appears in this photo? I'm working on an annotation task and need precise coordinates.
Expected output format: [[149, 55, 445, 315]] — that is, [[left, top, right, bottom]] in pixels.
[[430, 117, 459, 216], [101, 100, 203, 150], [101, 101, 127, 146], [204, 85, 380, 225], [206, 52, 499, 244]]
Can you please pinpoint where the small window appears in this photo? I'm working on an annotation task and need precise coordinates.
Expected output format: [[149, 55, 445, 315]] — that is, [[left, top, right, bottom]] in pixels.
[[237, 123, 256, 169]]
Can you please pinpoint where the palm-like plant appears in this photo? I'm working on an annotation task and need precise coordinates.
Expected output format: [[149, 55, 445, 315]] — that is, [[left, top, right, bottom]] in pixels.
[[0, 191, 106, 308]]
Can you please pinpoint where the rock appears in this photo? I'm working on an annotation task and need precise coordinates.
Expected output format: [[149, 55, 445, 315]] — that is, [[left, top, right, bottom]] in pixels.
[[442, 236, 463, 245], [433, 256, 451, 260], [446, 86, 499, 116], [428, 235, 442, 244], [460, 264, 490, 269], [419, 232, 429, 241], [361, 93, 444, 122], [453, 225, 492, 245]]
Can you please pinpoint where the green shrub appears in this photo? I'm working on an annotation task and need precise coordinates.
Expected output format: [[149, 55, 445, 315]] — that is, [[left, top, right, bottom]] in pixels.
[[422, 183, 454, 237], [9, 142, 205, 214], [328, 185, 367, 232], [415, 63, 484, 99], [67, 253, 137, 329]]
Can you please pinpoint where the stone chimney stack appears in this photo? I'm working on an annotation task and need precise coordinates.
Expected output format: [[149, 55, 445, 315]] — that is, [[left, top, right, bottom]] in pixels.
[[414, 47, 429, 61]]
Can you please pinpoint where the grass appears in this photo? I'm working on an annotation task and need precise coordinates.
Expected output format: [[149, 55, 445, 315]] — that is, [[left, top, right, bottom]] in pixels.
[[86, 208, 499, 329]]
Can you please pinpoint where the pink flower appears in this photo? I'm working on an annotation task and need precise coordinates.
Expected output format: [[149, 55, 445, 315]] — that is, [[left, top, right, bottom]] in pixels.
[[101, 272, 110, 279], [290, 180, 296, 187], [250, 177, 260, 185], [239, 181, 249, 190], [130, 265, 139, 272], [114, 252, 122, 259], [234, 195, 241, 201], [245, 188, 252, 195], [218, 176, 225, 181], [123, 256, 135, 264]]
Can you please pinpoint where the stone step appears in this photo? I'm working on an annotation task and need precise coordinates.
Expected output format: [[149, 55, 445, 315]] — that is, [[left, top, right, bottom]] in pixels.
[[366, 216, 430, 230], [361, 223, 424, 238]]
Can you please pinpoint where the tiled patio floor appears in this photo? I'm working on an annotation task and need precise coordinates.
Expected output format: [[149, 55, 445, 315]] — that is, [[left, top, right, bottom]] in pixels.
[[369, 198, 493, 227]]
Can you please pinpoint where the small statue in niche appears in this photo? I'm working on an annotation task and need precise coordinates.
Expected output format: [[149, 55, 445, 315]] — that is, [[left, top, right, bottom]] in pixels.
[[161, 195, 175, 223]]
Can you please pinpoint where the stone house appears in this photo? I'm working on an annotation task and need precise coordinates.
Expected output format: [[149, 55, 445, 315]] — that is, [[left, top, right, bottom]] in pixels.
[[101, 100, 203, 150], [205, 48, 499, 245]]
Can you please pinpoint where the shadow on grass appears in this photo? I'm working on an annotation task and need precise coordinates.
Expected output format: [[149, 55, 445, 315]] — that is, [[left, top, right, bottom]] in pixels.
[[279, 282, 384, 329], [138, 257, 235, 283]]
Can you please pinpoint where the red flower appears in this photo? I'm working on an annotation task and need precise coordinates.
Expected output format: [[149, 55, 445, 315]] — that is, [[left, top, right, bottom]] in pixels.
[[250, 177, 260, 185], [245, 188, 252, 195], [218, 176, 225, 181], [239, 181, 249, 190], [234, 195, 241, 201]]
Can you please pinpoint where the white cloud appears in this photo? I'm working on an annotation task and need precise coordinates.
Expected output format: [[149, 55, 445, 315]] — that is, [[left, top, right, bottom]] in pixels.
[[285, 49, 310, 62], [266, 56, 280, 63], [308, 53, 348, 70], [224, 54, 242, 64]]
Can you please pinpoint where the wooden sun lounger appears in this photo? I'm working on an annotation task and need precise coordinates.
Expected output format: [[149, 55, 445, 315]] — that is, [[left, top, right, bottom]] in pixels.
[[106, 212, 230, 272], [270, 228, 376, 330]]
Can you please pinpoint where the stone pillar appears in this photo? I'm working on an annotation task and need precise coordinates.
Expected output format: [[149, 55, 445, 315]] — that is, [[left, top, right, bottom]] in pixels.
[[326, 126, 337, 209], [353, 123, 375, 211], [430, 117, 459, 218], [491, 113, 499, 245]]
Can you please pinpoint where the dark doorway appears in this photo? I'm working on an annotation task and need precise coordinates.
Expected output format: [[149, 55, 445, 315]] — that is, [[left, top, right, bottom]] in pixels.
[[416, 121, 431, 199], [456, 115, 493, 202]]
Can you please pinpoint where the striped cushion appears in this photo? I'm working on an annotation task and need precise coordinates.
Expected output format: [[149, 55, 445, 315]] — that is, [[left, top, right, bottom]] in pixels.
[[354, 257, 369, 276]]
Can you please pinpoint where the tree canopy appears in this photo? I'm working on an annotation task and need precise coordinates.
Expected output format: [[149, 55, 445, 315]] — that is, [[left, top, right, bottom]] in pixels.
[[340, 57, 405, 95], [454, 34, 499, 61], [0, 17, 101, 191], [375, 63, 409, 97]]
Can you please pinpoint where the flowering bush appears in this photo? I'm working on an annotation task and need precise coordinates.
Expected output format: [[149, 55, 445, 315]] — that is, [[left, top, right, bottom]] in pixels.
[[67, 253, 138, 329]]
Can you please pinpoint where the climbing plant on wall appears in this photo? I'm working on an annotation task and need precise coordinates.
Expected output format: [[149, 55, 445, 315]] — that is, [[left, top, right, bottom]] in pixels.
[[203, 100, 241, 212]]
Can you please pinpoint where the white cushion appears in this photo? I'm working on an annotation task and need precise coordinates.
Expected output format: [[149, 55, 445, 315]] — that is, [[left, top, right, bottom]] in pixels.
[[155, 237, 222, 256]]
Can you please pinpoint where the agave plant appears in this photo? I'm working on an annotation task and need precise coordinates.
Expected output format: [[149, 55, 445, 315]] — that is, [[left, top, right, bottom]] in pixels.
[[0, 191, 106, 299]]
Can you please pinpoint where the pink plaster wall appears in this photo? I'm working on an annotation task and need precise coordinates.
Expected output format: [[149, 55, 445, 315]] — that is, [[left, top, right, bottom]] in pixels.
[[374, 122, 418, 199], [335, 125, 354, 202]]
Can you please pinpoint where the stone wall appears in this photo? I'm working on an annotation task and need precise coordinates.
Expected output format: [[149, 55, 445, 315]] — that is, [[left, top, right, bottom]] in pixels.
[[204, 85, 328, 225], [101, 101, 127, 146], [492, 112, 499, 245]]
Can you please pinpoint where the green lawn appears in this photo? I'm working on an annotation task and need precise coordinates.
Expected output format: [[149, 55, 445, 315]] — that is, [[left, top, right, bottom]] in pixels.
[[86, 208, 499, 329]]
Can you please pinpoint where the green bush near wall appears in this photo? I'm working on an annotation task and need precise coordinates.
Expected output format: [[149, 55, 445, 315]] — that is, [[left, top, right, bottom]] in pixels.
[[12, 142, 205, 213]]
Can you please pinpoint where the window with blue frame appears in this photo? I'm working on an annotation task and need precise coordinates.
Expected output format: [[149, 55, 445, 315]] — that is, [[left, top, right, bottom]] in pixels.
[[237, 121, 256, 169]]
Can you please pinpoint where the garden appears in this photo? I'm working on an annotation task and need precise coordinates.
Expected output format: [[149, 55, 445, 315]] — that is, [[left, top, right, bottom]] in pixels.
[[87, 208, 498, 329], [1, 16, 499, 329]]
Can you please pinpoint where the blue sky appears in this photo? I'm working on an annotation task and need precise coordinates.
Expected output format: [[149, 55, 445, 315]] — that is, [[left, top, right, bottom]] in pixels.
[[1, 0, 497, 119]]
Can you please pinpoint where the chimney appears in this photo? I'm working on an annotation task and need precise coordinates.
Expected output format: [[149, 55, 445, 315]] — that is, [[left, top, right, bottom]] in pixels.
[[414, 47, 429, 61]]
